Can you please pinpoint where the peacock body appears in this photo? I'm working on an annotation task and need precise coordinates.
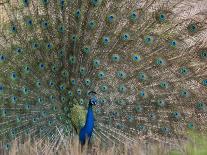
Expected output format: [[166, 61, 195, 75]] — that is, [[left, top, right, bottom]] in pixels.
[[0, 0, 207, 151], [79, 94, 97, 145]]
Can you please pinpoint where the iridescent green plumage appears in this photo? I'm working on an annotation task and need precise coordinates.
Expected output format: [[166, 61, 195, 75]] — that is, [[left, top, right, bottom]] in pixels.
[[71, 103, 86, 133]]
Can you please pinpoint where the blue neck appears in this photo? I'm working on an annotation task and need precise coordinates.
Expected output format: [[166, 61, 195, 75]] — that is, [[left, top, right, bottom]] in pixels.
[[79, 101, 95, 145], [84, 104, 94, 132]]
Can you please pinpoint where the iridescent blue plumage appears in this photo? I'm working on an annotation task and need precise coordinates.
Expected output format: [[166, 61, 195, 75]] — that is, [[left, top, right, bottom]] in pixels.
[[79, 95, 97, 145]]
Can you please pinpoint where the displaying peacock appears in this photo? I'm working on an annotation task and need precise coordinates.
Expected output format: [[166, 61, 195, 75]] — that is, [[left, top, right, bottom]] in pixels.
[[0, 0, 207, 151]]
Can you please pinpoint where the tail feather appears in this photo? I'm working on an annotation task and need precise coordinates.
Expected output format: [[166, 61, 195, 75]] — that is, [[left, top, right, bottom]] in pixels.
[[0, 0, 207, 150]]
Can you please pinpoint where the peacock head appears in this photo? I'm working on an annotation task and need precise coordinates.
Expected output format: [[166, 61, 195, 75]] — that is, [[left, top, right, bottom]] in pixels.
[[88, 91, 97, 105]]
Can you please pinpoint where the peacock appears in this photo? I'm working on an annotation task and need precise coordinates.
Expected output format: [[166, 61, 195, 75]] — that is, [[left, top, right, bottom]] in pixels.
[[0, 0, 207, 152], [79, 91, 97, 146]]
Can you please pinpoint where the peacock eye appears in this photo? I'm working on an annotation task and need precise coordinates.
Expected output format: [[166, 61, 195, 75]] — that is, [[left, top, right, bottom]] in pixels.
[[116, 71, 127, 79], [58, 25, 65, 33], [0, 84, 4, 93], [139, 90, 146, 97], [15, 47, 23, 54], [155, 58, 166, 66], [107, 14, 116, 23], [191, 25, 196, 30], [132, 53, 141, 62], [148, 113, 156, 120], [61, 70, 69, 77], [50, 95, 56, 101], [188, 23, 198, 33], [202, 79, 207, 86], [0, 55, 6, 62], [130, 11, 138, 21], [84, 78, 92, 86], [158, 13, 166, 22], [41, 21, 49, 29], [159, 81, 169, 89], [179, 66, 189, 75], [80, 67, 86, 76], [61, 96, 66, 102], [127, 115, 134, 122], [112, 54, 120, 62], [98, 71, 105, 79], [23, 65, 30, 73], [156, 99, 165, 107], [11, 96, 17, 103], [169, 40, 177, 48], [16, 116, 21, 123], [11, 25, 17, 33], [144, 35, 153, 45], [11, 72, 17, 80], [39, 63, 45, 70], [75, 9, 81, 19], [118, 84, 127, 93], [23, 0, 30, 7], [71, 34, 78, 42], [82, 46, 91, 54], [58, 0, 65, 9], [91, 0, 102, 7], [47, 43, 53, 49], [26, 19, 33, 26], [93, 59, 100, 68], [77, 88, 82, 95], [69, 56, 76, 64], [4, 144, 11, 150], [180, 89, 190, 97], [42, 0, 49, 5], [160, 127, 170, 135], [88, 20, 96, 30], [135, 104, 143, 113], [121, 33, 130, 41], [102, 36, 110, 45], [70, 79, 77, 85], [22, 87, 30, 95], [59, 0, 64, 5], [25, 104, 31, 110], [187, 122, 194, 129], [32, 42, 38, 49], [137, 124, 146, 131], [199, 49, 207, 59], [59, 84, 65, 91], [100, 85, 108, 92], [67, 91, 73, 97], [171, 111, 181, 119], [52, 105, 57, 112]]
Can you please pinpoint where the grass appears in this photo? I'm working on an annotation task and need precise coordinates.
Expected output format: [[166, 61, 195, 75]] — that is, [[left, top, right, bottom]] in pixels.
[[0, 131, 206, 155]]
